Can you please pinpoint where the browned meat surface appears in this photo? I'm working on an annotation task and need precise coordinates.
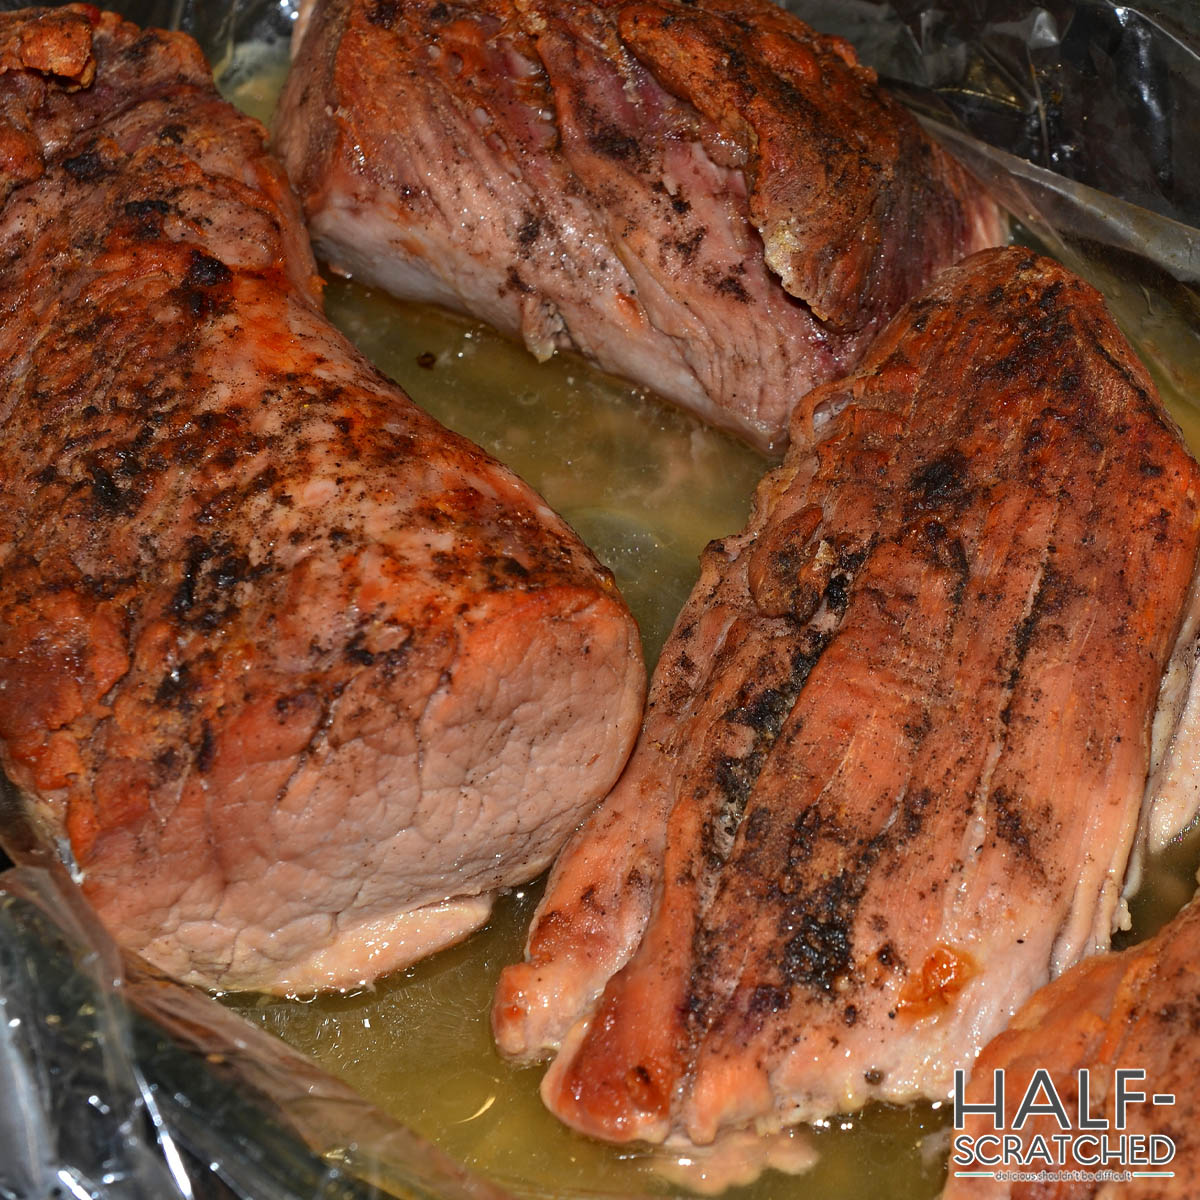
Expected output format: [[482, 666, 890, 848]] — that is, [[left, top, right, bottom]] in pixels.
[[0, 5, 645, 994], [492, 248, 1200, 1144], [273, 0, 1004, 453], [945, 900, 1200, 1199]]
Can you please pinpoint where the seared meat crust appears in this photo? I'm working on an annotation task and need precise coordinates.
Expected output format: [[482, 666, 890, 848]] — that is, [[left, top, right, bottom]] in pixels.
[[946, 900, 1200, 1199], [274, 0, 1004, 452], [493, 248, 1200, 1143], [0, 5, 645, 993]]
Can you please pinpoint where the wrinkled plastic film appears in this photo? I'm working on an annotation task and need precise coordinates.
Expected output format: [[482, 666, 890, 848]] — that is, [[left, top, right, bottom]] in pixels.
[[907, 117, 1200, 416], [0, 837, 516, 1198], [776, 1, 1200, 415], [781, 0, 1200, 230]]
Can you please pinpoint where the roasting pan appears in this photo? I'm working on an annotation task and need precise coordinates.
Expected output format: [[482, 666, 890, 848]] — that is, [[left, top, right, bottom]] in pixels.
[[1, 1, 1199, 1197]]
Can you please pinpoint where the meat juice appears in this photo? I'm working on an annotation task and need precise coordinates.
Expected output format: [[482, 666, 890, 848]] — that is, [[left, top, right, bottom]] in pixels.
[[219, 50, 1200, 1200]]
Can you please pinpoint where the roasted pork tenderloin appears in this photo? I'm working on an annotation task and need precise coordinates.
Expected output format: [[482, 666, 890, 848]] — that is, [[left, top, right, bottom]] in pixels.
[[0, 5, 645, 994], [493, 247, 1200, 1145], [945, 899, 1200, 1199], [273, 0, 1005, 453]]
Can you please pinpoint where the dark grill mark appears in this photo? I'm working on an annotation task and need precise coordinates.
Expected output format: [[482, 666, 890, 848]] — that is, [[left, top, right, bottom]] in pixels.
[[712, 752, 764, 852], [517, 212, 542, 248], [367, 0, 399, 26], [723, 687, 791, 737], [213, 555, 250, 589], [823, 572, 849, 612], [778, 814, 905, 995], [155, 664, 194, 708], [195, 721, 215, 773], [901, 788, 932, 838], [505, 266, 534, 295], [923, 520, 969, 603], [705, 630, 833, 866], [183, 251, 232, 289], [686, 626, 843, 1038], [164, 539, 265, 631], [786, 805, 829, 867], [909, 450, 968, 510], [589, 124, 641, 163], [89, 466, 125, 513], [748, 984, 789, 1017], [991, 786, 1033, 859], [673, 229, 705, 263], [715, 274, 750, 302], [170, 554, 203, 615], [1008, 563, 1069, 686], [345, 633, 376, 666], [124, 199, 170, 218], [780, 870, 858, 993], [63, 149, 106, 181]]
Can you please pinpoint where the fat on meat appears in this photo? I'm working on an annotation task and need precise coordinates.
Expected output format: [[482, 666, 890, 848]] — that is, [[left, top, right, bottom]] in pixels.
[[273, 0, 1005, 453], [0, 5, 645, 994], [492, 248, 1200, 1144]]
